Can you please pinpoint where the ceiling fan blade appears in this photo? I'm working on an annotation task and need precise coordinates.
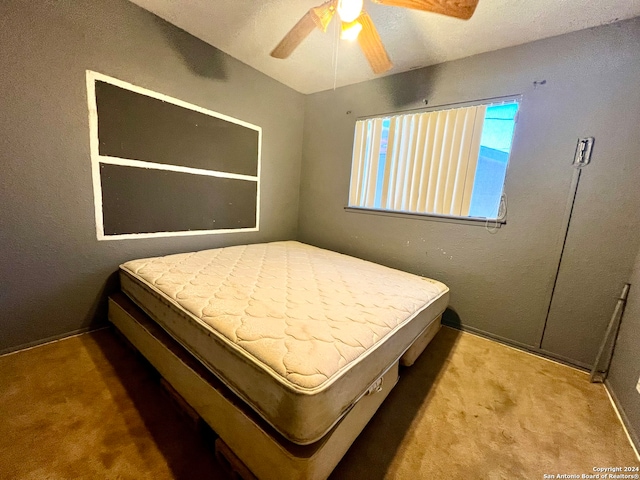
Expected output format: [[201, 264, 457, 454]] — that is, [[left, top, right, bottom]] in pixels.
[[270, 1, 337, 59], [270, 11, 318, 59], [357, 11, 393, 74], [311, 0, 338, 32], [371, 0, 479, 20]]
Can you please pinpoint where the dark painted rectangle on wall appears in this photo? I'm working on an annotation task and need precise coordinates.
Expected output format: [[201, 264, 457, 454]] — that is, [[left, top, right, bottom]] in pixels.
[[95, 80, 259, 176], [100, 163, 257, 235]]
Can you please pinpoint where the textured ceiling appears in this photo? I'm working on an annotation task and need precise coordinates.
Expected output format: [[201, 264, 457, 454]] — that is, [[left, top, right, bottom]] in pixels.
[[129, 0, 640, 94]]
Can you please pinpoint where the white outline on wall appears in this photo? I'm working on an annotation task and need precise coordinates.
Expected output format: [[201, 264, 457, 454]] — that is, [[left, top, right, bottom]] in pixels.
[[86, 70, 262, 241]]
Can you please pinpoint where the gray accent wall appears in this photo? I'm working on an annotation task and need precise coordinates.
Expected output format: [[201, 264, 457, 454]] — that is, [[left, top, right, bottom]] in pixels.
[[608, 250, 640, 449], [0, 0, 305, 353], [95, 80, 260, 175], [298, 18, 640, 368], [99, 164, 258, 235]]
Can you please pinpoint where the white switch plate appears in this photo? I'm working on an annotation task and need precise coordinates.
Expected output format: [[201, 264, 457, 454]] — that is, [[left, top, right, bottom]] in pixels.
[[636, 375, 640, 395]]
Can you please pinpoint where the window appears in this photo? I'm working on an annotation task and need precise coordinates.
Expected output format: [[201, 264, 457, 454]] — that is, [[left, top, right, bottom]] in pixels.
[[348, 99, 519, 222]]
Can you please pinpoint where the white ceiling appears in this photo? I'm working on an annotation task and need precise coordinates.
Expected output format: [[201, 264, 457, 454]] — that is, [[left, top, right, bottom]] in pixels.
[[129, 0, 640, 94]]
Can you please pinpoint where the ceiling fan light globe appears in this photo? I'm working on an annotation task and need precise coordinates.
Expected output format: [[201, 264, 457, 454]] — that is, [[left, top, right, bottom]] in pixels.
[[337, 0, 364, 23], [340, 20, 363, 41]]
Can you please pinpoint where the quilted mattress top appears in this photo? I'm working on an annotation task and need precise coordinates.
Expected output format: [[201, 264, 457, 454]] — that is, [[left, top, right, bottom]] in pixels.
[[120, 241, 448, 393]]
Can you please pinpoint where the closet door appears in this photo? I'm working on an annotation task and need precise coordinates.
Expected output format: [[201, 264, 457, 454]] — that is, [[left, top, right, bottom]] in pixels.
[[540, 118, 640, 367]]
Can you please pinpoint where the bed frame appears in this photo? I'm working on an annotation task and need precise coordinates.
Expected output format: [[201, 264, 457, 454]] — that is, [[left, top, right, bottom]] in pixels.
[[108, 292, 442, 479]]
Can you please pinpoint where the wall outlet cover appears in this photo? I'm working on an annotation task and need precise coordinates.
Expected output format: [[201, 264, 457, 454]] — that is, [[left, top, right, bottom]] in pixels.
[[636, 375, 640, 395]]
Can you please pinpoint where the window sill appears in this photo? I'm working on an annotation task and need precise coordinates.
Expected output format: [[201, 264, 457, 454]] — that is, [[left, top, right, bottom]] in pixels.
[[344, 206, 506, 228]]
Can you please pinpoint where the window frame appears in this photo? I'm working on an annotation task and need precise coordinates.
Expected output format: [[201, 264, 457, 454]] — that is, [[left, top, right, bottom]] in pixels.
[[344, 94, 522, 227]]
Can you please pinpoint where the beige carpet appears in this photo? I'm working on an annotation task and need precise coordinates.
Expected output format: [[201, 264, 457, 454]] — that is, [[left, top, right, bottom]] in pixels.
[[0, 327, 637, 479]]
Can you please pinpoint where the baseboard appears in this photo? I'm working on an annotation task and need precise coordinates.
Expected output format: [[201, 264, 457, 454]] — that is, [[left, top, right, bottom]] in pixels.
[[604, 379, 640, 461], [442, 321, 591, 371], [0, 326, 108, 357]]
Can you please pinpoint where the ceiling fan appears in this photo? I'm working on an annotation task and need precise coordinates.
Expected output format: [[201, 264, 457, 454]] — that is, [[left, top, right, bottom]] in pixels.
[[270, 0, 480, 75]]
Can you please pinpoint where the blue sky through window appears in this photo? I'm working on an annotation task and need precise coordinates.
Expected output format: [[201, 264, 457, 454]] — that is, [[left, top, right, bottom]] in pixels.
[[373, 118, 391, 207], [468, 103, 518, 219]]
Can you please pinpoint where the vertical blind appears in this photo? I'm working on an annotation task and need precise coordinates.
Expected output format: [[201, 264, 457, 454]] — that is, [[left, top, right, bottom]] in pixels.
[[349, 104, 487, 217]]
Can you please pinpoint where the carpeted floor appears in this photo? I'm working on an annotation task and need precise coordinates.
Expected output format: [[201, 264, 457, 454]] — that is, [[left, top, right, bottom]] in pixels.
[[0, 326, 637, 479]]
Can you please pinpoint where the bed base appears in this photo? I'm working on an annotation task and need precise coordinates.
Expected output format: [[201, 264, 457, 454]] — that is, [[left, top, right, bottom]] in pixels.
[[215, 437, 258, 480], [401, 317, 441, 366], [107, 293, 441, 479], [109, 293, 398, 479]]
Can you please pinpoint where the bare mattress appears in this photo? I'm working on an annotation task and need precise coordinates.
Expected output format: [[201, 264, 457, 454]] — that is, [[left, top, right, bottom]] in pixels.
[[119, 241, 449, 444]]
